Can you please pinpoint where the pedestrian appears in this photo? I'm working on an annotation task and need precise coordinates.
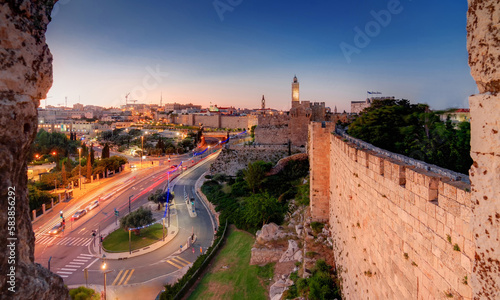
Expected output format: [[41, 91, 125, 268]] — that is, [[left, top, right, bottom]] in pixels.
[[192, 247, 194, 254]]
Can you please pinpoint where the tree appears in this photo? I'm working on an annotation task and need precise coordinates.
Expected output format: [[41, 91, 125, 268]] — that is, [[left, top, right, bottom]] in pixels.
[[244, 192, 282, 227], [243, 161, 271, 193], [120, 207, 155, 235], [61, 162, 67, 185], [102, 143, 110, 159], [148, 189, 173, 205], [89, 144, 95, 165], [86, 153, 92, 182]]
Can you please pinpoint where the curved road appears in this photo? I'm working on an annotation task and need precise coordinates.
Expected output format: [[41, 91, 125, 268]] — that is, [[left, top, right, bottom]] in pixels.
[[34, 147, 220, 298]]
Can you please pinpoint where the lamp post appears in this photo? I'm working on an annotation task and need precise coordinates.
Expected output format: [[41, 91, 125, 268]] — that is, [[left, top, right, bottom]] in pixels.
[[128, 194, 134, 214], [101, 256, 111, 300], [78, 147, 82, 190], [140, 135, 144, 169]]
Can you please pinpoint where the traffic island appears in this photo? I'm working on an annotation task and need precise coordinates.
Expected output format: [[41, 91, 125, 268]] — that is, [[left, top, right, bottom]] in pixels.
[[91, 222, 179, 260]]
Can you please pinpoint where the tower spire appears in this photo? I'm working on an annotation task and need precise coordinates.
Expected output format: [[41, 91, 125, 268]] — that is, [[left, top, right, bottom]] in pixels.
[[261, 95, 265, 109]]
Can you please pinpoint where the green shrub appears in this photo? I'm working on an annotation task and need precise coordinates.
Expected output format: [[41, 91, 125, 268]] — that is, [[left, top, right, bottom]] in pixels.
[[69, 286, 98, 300], [310, 222, 324, 234], [256, 263, 275, 280]]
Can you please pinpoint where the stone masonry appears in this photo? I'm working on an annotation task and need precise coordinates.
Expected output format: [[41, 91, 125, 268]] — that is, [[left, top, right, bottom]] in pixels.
[[308, 122, 335, 222], [0, 1, 71, 299], [467, 1, 500, 298], [310, 124, 474, 299]]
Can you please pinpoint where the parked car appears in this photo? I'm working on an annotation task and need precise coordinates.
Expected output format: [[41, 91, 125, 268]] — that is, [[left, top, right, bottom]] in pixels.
[[72, 209, 87, 220], [48, 223, 65, 235], [171, 164, 178, 169], [86, 200, 99, 211]]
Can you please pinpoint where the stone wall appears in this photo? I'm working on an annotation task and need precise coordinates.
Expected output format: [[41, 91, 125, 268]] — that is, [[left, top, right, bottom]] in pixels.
[[467, 1, 500, 298], [254, 125, 290, 145], [210, 146, 302, 176], [308, 122, 335, 222], [0, 1, 70, 299], [194, 115, 220, 128], [309, 124, 475, 299]]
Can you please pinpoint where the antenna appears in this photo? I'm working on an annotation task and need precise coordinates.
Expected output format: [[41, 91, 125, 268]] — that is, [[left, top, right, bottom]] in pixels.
[[160, 92, 163, 107]]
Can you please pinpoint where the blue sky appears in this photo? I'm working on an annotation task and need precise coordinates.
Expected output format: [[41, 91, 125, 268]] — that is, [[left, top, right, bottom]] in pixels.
[[45, 0, 476, 112]]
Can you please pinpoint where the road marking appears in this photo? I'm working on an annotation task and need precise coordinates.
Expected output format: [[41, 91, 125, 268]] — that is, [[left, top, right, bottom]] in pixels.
[[172, 257, 189, 267], [65, 264, 81, 268], [175, 256, 191, 264], [80, 253, 93, 257], [69, 238, 83, 246], [61, 268, 77, 271], [84, 257, 100, 269], [123, 269, 135, 285], [72, 259, 88, 262], [77, 256, 91, 260], [111, 270, 123, 286], [117, 270, 130, 285], [166, 260, 183, 269], [70, 262, 85, 265], [56, 271, 73, 275], [58, 275, 68, 278]]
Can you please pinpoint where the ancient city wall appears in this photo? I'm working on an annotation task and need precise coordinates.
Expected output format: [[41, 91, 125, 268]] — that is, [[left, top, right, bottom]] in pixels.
[[220, 115, 250, 130], [254, 125, 290, 145], [194, 115, 220, 128], [309, 124, 474, 299], [210, 145, 304, 176]]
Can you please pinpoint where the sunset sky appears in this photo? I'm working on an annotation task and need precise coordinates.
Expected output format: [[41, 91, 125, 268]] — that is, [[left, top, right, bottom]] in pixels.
[[45, 0, 476, 112]]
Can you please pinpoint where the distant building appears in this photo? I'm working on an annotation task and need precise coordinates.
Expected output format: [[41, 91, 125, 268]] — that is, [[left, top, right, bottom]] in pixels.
[[351, 96, 395, 114], [438, 108, 470, 123]]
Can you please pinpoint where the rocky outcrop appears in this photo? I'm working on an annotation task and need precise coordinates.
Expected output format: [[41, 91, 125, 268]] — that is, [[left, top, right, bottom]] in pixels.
[[266, 153, 308, 176], [278, 240, 302, 263], [467, 1, 500, 299], [467, 0, 500, 93], [269, 278, 294, 300], [0, 1, 70, 299], [250, 248, 284, 265]]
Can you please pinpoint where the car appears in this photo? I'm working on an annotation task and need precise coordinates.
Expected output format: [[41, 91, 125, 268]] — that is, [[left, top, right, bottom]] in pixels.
[[170, 164, 178, 168], [48, 223, 65, 235], [86, 200, 99, 211], [72, 209, 87, 220]]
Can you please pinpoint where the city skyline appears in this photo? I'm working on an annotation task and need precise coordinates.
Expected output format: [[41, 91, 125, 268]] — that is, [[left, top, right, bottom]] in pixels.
[[45, 0, 475, 112]]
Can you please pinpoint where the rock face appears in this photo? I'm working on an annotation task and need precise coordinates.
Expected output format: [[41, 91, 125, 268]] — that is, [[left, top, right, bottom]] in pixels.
[[0, 1, 70, 299], [255, 223, 280, 244], [467, 0, 500, 93], [278, 240, 301, 263], [250, 248, 284, 265], [467, 1, 500, 299]]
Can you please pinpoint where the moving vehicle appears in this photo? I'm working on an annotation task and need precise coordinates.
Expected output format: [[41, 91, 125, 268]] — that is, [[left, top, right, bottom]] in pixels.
[[48, 223, 65, 235], [72, 209, 87, 220], [86, 200, 99, 211]]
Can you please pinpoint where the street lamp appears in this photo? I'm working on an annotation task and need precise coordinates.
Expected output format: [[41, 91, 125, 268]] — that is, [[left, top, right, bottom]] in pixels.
[[101, 255, 111, 300], [141, 135, 144, 169], [128, 194, 134, 214], [78, 147, 82, 190]]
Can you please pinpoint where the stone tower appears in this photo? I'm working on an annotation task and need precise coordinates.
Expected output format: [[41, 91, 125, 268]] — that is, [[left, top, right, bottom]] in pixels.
[[261, 95, 265, 109], [292, 75, 299, 108]]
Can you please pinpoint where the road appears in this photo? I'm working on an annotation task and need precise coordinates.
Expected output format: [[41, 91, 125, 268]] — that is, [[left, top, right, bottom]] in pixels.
[[34, 146, 220, 294]]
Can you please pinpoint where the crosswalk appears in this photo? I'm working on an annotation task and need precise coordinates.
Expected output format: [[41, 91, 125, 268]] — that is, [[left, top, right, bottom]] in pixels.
[[111, 269, 135, 286], [165, 256, 191, 269], [56, 253, 94, 278], [36, 235, 94, 247]]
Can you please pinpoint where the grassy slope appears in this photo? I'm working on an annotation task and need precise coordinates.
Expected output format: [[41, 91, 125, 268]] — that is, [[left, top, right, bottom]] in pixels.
[[102, 223, 164, 252], [188, 227, 268, 300]]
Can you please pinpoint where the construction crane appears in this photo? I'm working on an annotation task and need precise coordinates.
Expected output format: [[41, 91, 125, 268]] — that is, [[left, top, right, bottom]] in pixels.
[[125, 93, 130, 105]]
